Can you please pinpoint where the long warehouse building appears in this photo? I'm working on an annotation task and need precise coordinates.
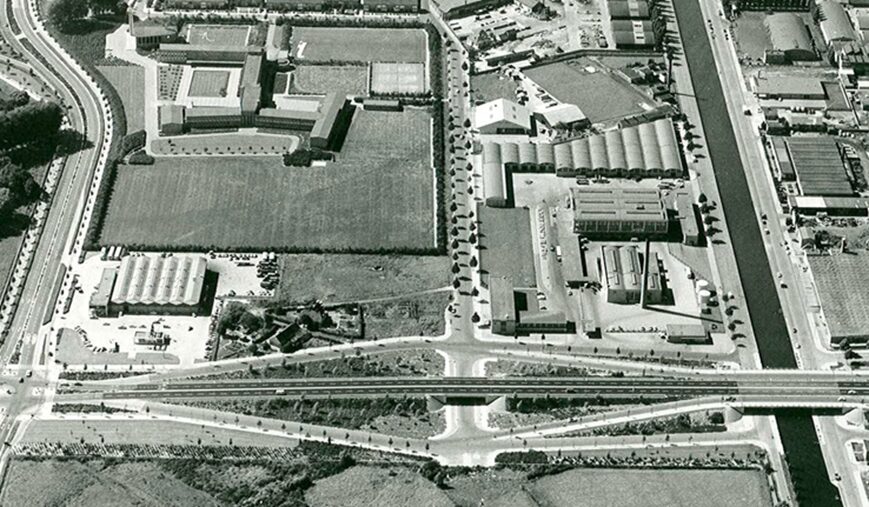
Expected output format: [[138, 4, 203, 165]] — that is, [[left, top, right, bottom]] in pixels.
[[481, 118, 683, 180], [90, 255, 212, 317]]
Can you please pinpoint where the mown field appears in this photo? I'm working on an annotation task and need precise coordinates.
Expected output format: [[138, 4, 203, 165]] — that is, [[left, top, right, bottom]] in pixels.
[[97, 65, 145, 131], [290, 65, 369, 95], [292, 27, 426, 63], [99, 108, 434, 252]]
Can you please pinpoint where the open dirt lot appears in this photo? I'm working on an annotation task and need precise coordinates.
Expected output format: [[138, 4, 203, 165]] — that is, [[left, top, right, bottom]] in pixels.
[[277, 253, 449, 303], [290, 65, 369, 95], [292, 27, 427, 63], [100, 108, 434, 252]]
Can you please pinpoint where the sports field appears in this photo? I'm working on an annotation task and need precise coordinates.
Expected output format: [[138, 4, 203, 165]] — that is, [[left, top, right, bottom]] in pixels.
[[292, 27, 427, 63], [371, 62, 426, 94], [99, 109, 434, 252], [290, 65, 369, 95], [185, 24, 250, 46], [98, 65, 145, 131], [188, 69, 230, 97], [524, 58, 657, 124]]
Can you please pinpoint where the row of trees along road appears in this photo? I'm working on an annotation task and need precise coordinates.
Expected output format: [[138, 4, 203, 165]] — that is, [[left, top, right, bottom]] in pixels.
[[0, 92, 64, 231]]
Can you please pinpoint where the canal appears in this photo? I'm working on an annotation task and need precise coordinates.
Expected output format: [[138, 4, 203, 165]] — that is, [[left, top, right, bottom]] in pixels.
[[670, 0, 842, 504]]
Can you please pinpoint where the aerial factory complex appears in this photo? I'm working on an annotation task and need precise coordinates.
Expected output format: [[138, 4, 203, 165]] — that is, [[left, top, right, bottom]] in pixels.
[[0, 0, 869, 502]]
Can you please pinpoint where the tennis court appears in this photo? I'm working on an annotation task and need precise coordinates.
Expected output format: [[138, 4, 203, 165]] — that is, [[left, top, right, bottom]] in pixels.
[[370, 62, 426, 94]]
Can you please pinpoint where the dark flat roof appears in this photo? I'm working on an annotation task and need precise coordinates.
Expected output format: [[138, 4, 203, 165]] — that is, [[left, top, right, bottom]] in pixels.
[[479, 206, 537, 288]]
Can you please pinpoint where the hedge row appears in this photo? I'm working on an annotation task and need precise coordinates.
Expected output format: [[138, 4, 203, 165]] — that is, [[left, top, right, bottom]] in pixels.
[[426, 23, 447, 254]]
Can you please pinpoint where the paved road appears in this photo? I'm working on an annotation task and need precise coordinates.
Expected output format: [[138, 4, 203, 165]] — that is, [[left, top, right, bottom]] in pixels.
[[0, 0, 105, 474], [68, 375, 869, 405]]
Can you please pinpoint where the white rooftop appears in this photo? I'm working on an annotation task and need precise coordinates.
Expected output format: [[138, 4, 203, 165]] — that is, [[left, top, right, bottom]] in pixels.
[[474, 98, 531, 131]]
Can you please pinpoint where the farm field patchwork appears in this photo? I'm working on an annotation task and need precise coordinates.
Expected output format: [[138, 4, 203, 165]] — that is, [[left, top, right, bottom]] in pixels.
[[371, 62, 426, 94], [290, 65, 369, 95], [523, 59, 657, 123], [292, 27, 427, 63], [188, 69, 231, 98], [99, 108, 434, 252], [184, 24, 250, 46], [98, 65, 145, 131]]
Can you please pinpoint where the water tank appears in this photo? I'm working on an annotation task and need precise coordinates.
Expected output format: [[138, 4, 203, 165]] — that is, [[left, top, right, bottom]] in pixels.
[[698, 289, 712, 306], [695, 279, 710, 293]]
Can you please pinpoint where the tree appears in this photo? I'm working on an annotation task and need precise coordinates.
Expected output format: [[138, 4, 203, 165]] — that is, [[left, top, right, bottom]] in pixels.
[[697, 192, 708, 203], [48, 0, 87, 31]]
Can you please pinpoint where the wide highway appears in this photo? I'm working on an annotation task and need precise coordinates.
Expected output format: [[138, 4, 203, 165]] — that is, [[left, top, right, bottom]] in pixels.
[[0, 0, 106, 474], [68, 374, 869, 402]]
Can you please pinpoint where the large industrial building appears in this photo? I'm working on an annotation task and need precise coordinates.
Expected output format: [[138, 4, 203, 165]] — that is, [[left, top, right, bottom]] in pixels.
[[600, 244, 663, 304], [817, 1, 857, 45], [89, 255, 213, 317], [763, 13, 817, 64], [480, 118, 683, 182], [605, 0, 663, 49], [572, 188, 669, 239], [775, 137, 854, 196]]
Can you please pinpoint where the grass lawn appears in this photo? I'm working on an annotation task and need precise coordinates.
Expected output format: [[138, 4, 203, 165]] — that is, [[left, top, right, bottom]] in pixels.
[[530, 468, 771, 507], [18, 419, 295, 447], [370, 62, 426, 94], [97, 65, 145, 131], [185, 24, 250, 46], [188, 69, 230, 98], [100, 108, 434, 252], [307, 466, 453, 507], [290, 65, 369, 95], [471, 71, 521, 104], [183, 398, 443, 439], [151, 132, 299, 156], [524, 58, 657, 124], [292, 27, 427, 63], [273, 72, 289, 94], [361, 292, 449, 339], [196, 349, 445, 380], [277, 253, 449, 303]]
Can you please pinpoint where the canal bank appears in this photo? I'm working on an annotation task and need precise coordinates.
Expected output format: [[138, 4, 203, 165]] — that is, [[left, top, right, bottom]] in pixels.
[[670, 0, 842, 504]]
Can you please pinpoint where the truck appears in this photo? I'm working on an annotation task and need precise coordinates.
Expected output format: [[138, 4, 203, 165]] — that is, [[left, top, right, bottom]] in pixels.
[[555, 246, 563, 262]]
